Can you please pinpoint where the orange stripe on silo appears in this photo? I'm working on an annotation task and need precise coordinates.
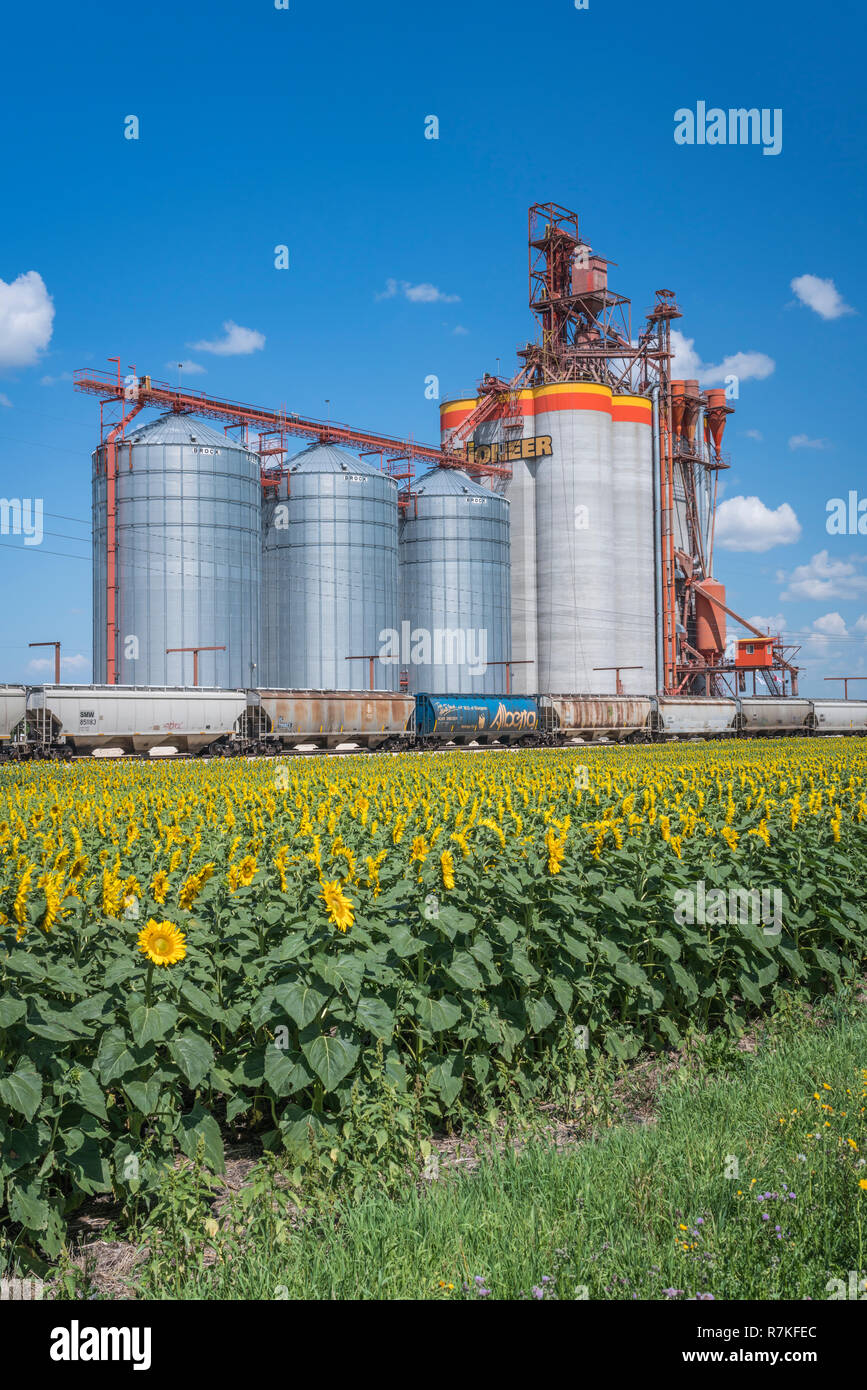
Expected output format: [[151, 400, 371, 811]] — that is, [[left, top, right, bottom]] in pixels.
[[439, 398, 477, 428], [533, 383, 613, 415], [612, 395, 653, 424], [509, 389, 536, 417]]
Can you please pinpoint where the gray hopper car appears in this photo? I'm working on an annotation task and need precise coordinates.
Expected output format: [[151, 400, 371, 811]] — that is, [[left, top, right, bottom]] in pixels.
[[20, 685, 249, 757]]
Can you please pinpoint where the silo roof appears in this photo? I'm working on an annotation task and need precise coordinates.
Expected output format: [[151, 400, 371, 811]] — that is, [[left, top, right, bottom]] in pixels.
[[286, 442, 386, 476], [413, 466, 503, 499], [123, 413, 247, 449]]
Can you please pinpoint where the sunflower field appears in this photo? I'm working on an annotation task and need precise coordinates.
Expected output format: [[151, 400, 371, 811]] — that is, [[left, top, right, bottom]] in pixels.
[[1, 738, 866, 1255]]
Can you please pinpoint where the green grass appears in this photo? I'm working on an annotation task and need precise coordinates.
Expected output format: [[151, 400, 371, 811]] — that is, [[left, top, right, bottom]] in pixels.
[[116, 996, 867, 1301]]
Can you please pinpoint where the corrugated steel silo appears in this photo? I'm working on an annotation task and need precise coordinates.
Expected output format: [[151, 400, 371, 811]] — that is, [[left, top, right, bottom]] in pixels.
[[261, 443, 398, 690], [399, 466, 510, 694], [611, 395, 656, 692], [533, 383, 616, 693], [92, 413, 261, 687]]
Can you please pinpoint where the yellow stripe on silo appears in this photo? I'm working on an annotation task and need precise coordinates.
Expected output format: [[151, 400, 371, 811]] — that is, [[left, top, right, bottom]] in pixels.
[[532, 383, 613, 414], [612, 394, 653, 425]]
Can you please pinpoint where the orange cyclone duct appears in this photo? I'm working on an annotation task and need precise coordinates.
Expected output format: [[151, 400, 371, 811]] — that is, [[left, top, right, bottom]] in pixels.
[[704, 387, 729, 459], [670, 380, 685, 441], [681, 379, 700, 447]]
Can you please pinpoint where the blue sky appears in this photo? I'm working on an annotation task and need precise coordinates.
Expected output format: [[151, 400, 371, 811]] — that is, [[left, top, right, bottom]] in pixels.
[[0, 0, 864, 695]]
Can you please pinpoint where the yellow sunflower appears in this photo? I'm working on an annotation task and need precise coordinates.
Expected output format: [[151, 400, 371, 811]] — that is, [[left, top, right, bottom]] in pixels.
[[440, 850, 456, 891], [237, 854, 257, 887], [179, 862, 215, 910], [137, 918, 187, 967], [544, 827, 565, 875], [320, 879, 354, 933], [150, 869, 170, 904]]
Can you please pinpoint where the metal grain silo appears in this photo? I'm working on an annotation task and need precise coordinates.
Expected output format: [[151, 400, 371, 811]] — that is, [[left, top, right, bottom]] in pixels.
[[611, 395, 656, 693], [92, 413, 261, 688], [533, 383, 616, 693], [399, 466, 510, 694], [260, 442, 398, 690]]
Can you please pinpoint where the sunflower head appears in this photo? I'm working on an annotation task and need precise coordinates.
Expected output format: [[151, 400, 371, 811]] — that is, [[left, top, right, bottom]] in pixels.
[[137, 918, 187, 967], [150, 869, 170, 904], [440, 850, 456, 891], [320, 879, 354, 933], [237, 854, 258, 887]]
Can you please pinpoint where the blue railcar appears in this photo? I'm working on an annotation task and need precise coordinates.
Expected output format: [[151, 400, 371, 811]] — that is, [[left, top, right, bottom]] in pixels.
[[414, 694, 539, 744]]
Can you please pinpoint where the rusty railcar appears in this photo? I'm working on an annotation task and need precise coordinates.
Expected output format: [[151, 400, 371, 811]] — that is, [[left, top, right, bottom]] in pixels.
[[538, 694, 652, 743], [251, 690, 415, 750]]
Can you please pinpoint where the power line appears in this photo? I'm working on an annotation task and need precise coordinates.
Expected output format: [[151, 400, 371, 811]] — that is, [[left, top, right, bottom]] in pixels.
[[0, 540, 89, 561], [0, 433, 91, 460]]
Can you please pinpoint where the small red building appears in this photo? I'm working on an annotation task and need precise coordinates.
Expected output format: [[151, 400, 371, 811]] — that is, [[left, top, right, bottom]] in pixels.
[[735, 636, 775, 669]]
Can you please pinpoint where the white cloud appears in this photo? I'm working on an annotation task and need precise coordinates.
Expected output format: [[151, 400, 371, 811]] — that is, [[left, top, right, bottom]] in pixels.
[[804, 631, 832, 655], [188, 321, 265, 356], [27, 652, 90, 675], [452, 324, 469, 335], [0, 271, 55, 370], [812, 611, 848, 638], [0, 392, 12, 408], [166, 359, 207, 375], [375, 278, 460, 304], [670, 330, 774, 386], [406, 283, 460, 304], [790, 273, 854, 321], [788, 434, 831, 450], [780, 550, 867, 601], [703, 352, 775, 386], [670, 331, 701, 377], [746, 613, 787, 634], [714, 495, 801, 552], [40, 371, 73, 386], [743, 429, 763, 441], [854, 615, 867, 636], [375, 279, 399, 301]]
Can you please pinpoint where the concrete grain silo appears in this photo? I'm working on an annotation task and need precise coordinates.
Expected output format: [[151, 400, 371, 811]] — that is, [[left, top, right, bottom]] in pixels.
[[611, 394, 655, 693], [532, 383, 616, 693]]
